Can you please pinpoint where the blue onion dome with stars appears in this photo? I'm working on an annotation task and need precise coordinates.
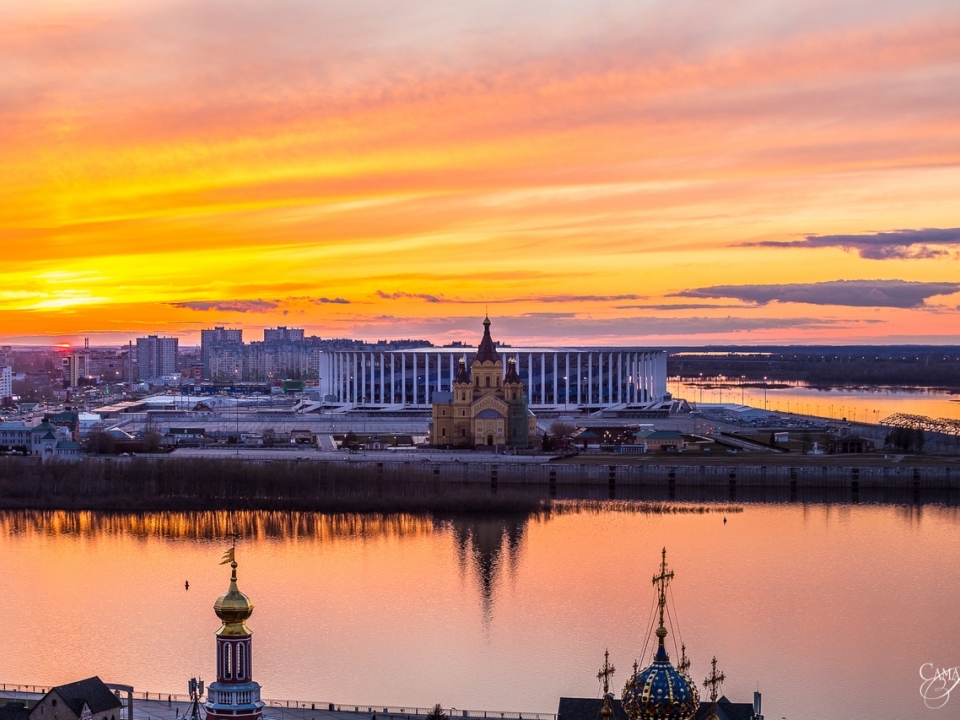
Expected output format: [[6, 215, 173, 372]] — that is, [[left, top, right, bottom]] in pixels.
[[621, 549, 699, 720]]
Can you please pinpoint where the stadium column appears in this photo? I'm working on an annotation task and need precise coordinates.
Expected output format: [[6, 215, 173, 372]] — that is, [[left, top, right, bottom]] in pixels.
[[528, 353, 533, 403], [608, 352, 613, 405], [553, 354, 558, 406], [413, 352, 418, 406], [363, 353, 368, 403], [541, 353, 546, 406], [565, 353, 570, 408], [588, 352, 593, 405], [576, 353, 581, 405], [640, 353, 646, 402]]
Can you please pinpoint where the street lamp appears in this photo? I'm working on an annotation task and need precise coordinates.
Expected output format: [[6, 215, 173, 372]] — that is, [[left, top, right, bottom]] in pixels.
[[763, 376, 767, 409]]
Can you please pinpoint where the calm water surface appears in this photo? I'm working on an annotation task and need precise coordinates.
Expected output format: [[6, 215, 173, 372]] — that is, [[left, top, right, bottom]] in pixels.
[[2, 506, 959, 720], [672, 379, 960, 422]]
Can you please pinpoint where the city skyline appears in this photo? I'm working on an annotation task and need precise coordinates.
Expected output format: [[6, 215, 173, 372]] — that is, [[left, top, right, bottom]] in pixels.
[[2, 0, 959, 346]]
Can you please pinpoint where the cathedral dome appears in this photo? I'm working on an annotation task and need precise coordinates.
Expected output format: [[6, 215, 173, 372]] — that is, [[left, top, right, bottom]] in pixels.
[[621, 627, 699, 720], [214, 554, 254, 637], [504, 357, 521, 384]]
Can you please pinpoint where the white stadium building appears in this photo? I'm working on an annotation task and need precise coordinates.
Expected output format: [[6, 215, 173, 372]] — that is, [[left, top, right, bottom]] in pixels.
[[318, 346, 667, 411]]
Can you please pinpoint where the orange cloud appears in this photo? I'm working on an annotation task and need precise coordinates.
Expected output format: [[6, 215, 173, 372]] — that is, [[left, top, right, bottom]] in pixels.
[[1, 1, 959, 343]]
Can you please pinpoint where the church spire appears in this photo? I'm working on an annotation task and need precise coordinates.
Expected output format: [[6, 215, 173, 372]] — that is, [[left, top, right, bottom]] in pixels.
[[475, 315, 500, 363], [652, 547, 674, 661], [621, 548, 699, 720], [205, 544, 265, 720], [703, 656, 725, 720], [598, 650, 616, 720]]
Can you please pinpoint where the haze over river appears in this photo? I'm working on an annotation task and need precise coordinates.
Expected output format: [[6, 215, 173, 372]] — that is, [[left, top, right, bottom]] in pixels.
[[3, 505, 959, 720]]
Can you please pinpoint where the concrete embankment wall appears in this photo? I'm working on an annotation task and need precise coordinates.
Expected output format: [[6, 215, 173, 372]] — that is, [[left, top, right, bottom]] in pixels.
[[332, 460, 959, 490]]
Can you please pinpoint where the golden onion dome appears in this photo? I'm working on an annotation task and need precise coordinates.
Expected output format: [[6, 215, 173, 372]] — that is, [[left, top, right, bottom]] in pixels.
[[214, 559, 254, 637]]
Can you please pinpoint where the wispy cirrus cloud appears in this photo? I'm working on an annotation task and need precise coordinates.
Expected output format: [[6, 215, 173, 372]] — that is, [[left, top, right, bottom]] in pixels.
[[375, 290, 445, 303], [170, 299, 281, 313], [674, 280, 960, 308], [615, 303, 747, 311], [746, 228, 960, 259], [172, 296, 352, 312], [374, 291, 645, 304]]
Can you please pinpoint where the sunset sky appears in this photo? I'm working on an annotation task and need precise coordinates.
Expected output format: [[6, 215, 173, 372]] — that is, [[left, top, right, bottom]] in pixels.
[[2, 0, 959, 346]]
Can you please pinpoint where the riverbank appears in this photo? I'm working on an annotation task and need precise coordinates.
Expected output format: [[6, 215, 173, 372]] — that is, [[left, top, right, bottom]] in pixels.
[[0, 457, 548, 514], [2, 454, 960, 512]]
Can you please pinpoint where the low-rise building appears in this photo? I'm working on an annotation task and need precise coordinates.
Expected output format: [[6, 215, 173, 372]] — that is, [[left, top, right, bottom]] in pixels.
[[28, 677, 123, 720], [827, 435, 874, 454], [639, 429, 686, 452]]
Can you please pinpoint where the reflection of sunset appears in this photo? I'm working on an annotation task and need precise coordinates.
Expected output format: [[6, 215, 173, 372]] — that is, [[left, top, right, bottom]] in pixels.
[[2, 1, 960, 344], [0, 510, 435, 542], [3, 505, 959, 719]]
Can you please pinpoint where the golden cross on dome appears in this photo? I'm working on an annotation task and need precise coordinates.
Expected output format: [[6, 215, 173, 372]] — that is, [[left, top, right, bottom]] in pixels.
[[597, 649, 616, 694], [597, 650, 616, 720], [651, 547, 674, 630], [677, 644, 691, 678], [703, 656, 725, 704]]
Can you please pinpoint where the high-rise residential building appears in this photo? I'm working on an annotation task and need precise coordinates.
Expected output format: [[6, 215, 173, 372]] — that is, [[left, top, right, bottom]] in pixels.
[[0, 365, 12, 401], [262, 326, 305, 343], [201, 327, 244, 381], [60, 341, 91, 388], [244, 327, 319, 381], [136, 335, 179, 380]]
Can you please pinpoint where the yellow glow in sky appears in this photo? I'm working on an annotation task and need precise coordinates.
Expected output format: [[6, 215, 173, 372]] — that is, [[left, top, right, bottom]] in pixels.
[[2, 0, 959, 344]]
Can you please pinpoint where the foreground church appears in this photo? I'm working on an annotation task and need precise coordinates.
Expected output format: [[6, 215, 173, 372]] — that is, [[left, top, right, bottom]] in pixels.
[[557, 550, 764, 720], [430, 316, 537, 448]]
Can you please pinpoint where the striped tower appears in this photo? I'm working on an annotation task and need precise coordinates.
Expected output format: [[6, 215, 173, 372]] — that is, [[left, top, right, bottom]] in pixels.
[[203, 548, 264, 720]]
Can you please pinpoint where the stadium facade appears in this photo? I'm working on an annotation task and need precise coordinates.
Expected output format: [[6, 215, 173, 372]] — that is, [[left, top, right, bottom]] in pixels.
[[318, 346, 667, 410]]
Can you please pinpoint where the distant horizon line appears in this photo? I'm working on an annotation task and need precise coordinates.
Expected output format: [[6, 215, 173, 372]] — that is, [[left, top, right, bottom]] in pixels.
[[3, 339, 960, 350]]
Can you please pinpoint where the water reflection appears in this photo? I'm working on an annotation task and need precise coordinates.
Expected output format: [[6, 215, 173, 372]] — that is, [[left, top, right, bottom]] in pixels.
[[3, 503, 960, 719], [445, 515, 528, 621], [0, 510, 435, 541]]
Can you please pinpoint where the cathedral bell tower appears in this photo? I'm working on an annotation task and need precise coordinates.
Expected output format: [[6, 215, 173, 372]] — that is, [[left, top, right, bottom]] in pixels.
[[204, 547, 265, 720]]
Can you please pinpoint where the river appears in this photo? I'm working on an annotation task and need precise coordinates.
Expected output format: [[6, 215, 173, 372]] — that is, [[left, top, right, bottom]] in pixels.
[[671, 378, 960, 422], [2, 505, 958, 720]]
